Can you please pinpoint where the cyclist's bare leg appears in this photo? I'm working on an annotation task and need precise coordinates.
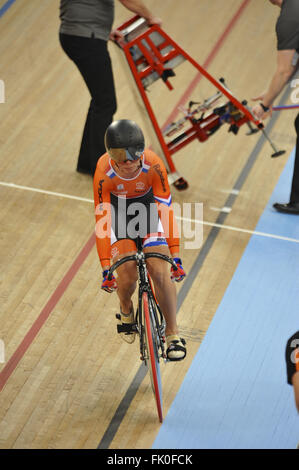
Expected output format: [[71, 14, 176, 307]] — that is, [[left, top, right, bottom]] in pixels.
[[115, 256, 138, 315], [144, 245, 178, 336]]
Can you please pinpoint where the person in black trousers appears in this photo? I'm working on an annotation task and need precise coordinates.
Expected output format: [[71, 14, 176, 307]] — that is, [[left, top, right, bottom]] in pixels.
[[59, 0, 161, 176], [252, 0, 299, 214], [289, 114, 299, 208]]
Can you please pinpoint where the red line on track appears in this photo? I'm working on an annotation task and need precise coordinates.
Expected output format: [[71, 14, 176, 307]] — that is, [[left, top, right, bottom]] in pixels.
[[0, 0, 251, 392], [0, 233, 96, 392]]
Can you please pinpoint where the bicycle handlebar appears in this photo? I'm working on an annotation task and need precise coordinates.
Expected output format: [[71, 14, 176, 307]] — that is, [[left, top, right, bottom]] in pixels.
[[107, 252, 178, 280]]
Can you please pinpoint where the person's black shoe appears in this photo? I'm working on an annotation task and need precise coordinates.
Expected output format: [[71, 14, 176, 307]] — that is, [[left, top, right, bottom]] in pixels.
[[273, 202, 299, 214]]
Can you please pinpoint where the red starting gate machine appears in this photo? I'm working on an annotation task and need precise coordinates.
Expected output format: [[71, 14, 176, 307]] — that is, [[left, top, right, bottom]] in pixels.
[[113, 16, 285, 190]]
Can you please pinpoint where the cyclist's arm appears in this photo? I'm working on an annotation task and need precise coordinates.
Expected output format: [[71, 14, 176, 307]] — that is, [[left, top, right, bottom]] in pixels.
[[93, 172, 113, 270], [150, 156, 180, 257]]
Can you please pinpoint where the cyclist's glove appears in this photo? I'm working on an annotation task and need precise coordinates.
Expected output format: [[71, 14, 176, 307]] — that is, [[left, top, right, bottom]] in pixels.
[[101, 269, 118, 293], [170, 258, 186, 282]]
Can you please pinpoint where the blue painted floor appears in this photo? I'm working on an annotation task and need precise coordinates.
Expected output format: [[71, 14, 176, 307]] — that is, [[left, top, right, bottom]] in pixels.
[[153, 149, 299, 449]]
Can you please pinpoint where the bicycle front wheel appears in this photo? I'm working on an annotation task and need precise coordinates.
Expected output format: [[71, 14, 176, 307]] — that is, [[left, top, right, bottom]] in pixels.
[[142, 291, 163, 423]]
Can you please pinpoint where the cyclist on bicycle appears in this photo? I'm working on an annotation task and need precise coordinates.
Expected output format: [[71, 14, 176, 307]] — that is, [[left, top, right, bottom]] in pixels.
[[93, 119, 187, 361]]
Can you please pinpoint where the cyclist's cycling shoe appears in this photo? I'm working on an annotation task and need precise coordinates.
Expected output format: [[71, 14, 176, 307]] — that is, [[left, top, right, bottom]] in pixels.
[[116, 306, 137, 344], [166, 335, 186, 361]]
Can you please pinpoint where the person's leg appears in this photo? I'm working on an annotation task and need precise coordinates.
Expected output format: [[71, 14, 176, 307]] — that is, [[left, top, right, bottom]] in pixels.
[[76, 41, 117, 174], [115, 258, 138, 344], [111, 239, 138, 343], [144, 245, 178, 337], [144, 245, 186, 360], [59, 34, 117, 174], [116, 259, 138, 315], [273, 113, 299, 213]]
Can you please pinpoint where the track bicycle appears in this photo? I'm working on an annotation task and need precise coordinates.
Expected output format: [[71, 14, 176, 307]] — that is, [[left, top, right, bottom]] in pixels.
[[107, 239, 179, 423]]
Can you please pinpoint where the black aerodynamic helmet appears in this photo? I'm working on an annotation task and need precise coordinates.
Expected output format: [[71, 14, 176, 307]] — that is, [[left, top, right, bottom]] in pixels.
[[104, 119, 145, 162]]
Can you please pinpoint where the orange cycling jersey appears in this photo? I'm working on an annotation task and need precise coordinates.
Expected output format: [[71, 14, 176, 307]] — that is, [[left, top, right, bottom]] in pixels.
[[93, 149, 180, 268]]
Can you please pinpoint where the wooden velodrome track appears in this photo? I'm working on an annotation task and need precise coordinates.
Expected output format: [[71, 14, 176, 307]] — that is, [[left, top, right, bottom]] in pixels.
[[0, 0, 297, 449]]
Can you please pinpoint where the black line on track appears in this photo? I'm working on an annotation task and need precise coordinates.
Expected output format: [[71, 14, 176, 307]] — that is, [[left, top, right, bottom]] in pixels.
[[97, 87, 290, 449]]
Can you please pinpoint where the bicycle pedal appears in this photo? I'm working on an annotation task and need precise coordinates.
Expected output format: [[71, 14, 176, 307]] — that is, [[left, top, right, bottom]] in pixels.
[[117, 323, 138, 334]]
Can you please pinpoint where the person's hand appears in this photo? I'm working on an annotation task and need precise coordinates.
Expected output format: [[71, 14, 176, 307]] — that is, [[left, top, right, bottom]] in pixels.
[[251, 103, 272, 121], [109, 29, 124, 42], [170, 258, 186, 282], [252, 95, 272, 120], [101, 269, 118, 293]]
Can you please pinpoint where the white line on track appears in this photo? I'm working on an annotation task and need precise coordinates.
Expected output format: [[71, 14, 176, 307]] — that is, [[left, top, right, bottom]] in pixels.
[[210, 206, 232, 213], [0, 181, 94, 203], [220, 188, 240, 195], [179, 216, 299, 244], [1, 181, 299, 244]]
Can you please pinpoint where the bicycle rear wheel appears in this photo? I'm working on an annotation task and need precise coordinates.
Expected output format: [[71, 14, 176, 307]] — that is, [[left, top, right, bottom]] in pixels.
[[142, 291, 163, 423]]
